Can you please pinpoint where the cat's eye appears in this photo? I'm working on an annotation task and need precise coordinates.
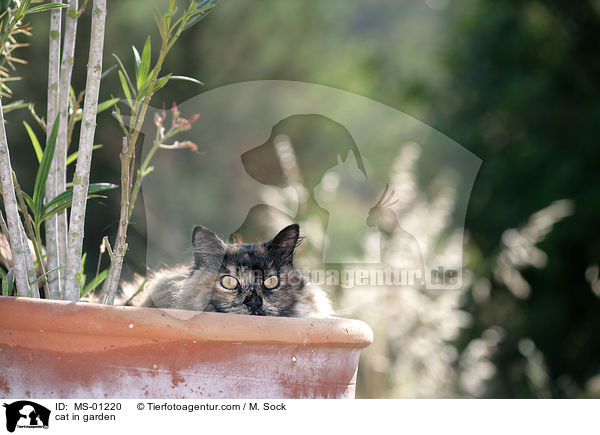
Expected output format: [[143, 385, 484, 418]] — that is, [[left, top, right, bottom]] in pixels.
[[220, 275, 239, 291], [263, 275, 279, 290]]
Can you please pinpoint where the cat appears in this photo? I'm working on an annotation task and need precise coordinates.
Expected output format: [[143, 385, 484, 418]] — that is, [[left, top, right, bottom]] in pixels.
[[133, 223, 331, 318]]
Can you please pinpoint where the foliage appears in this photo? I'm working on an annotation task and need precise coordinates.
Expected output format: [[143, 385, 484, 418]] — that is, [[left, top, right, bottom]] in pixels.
[[0, 0, 66, 95], [3, 0, 599, 398]]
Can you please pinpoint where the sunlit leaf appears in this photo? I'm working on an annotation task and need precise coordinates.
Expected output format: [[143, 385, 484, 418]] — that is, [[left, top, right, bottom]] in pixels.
[[138, 36, 151, 92], [152, 75, 170, 93], [23, 121, 42, 163], [170, 75, 204, 86], [66, 145, 103, 166], [97, 98, 120, 114], [79, 253, 87, 292], [132, 45, 141, 77]]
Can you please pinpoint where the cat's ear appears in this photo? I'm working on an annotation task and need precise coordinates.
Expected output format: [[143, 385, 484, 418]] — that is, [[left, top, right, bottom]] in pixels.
[[264, 223, 301, 264], [192, 225, 226, 268]]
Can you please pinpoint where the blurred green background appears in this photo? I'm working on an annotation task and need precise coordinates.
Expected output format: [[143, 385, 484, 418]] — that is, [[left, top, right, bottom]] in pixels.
[[4, 0, 600, 398]]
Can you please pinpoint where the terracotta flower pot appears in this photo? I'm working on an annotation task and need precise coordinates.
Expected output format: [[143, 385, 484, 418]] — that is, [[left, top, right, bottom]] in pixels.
[[0, 296, 372, 399]]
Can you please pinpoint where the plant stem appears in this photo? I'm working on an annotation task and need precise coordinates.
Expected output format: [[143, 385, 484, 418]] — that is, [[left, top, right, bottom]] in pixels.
[[13, 172, 48, 297], [55, 0, 79, 293], [45, 7, 62, 299], [100, 12, 182, 302], [0, 98, 38, 296], [100, 137, 129, 304], [128, 137, 160, 221], [64, 0, 107, 301]]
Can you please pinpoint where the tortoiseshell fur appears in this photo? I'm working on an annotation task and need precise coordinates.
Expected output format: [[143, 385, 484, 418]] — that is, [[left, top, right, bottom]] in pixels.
[[135, 224, 331, 318]]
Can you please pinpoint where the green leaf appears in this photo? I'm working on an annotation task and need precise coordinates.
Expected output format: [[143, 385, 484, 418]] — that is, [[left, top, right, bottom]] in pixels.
[[41, 183, 116, 222], [132, 45, 141, 77], [183, 0, 219, 30], [80, 269, 108, 298], [29, 265, 64, 286], [2, 268, 15, 296], [154, 8, 167, 41], [112, 54, 135, 96], [170, 75, 204, 86], [32, 116, 59, 216], [79, 253, 87, 292], [73, 98, 116, 122], [118, 70, 132, 102], [152, 75, 171, 93], [66, 145, 103, 166], [97, 98, 120, 114], [42, 195, 105, 222], [138, 36, 151, 92], [42, 182, 117, 218], [23, 121, 42, 163], [25, 3, 69, 15]]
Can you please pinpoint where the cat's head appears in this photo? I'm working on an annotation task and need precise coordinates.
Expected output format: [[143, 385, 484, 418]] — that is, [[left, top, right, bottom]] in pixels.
[[185, 223, 306, 316]]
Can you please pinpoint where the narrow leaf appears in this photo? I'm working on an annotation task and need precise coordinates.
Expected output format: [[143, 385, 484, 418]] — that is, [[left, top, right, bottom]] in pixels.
[[152, 75, 171, 93], [32, 116, 59, 215], [97, 98, 120, 114], [81, 269, 108, 298], [138, 36, 151, 92], [183, 1, 219, 30], [2, 268, 15, 296], [132, 45, 141, 77], [101, 64, 117, 80], [170, 75, 204, 86], [29, 265, 64, 286], [25, 3, 69, 14], [79, 253, 87, 292], [43, 182, 117, 214], [153, 9, 167, 41], [42, 195, 105, 222], [23, 121, 42, 163], [66, 145, 103, 166], [112, 54, 135, 95], [118, 70, 132, 102]]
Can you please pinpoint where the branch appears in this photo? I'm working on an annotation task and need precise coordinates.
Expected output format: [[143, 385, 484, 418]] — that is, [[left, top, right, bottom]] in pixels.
[[0, 98, 38, 296], [44, 7, 62, 299], [64, 0, 107, 301], [100, 137, 129, 304], [55, 0, 79, 292]]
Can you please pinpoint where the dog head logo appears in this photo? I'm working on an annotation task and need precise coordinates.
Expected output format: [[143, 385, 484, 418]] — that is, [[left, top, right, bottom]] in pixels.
[[3, 401, 50, 433]]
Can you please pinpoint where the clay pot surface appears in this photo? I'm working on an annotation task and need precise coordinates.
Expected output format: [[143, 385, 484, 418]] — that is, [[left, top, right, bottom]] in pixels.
[[0, 296, 372, 398]]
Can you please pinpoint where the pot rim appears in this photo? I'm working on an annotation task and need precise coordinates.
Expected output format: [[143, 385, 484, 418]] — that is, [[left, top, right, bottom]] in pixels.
[[0, 296, 373, 348]]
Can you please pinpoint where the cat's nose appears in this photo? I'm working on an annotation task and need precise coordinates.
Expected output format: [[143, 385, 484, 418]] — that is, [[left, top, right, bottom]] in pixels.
[[243, 292, 263, 312]]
